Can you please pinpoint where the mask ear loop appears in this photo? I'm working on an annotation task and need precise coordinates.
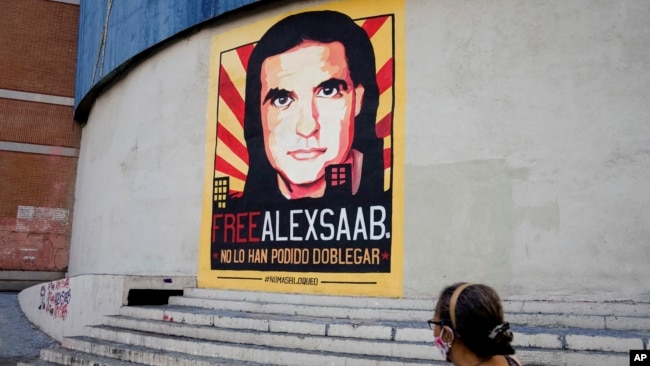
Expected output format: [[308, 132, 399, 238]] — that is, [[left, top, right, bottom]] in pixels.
[[439, 324, 454, 345], [449, 283, 473, 329]]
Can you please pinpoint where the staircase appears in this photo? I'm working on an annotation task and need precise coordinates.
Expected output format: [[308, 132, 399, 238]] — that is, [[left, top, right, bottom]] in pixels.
[[19, 288, 650, 365]]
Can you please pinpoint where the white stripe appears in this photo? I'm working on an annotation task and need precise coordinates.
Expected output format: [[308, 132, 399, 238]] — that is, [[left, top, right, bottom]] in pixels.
[[0, 89, 74, 106], [0, 141, 79, 157]]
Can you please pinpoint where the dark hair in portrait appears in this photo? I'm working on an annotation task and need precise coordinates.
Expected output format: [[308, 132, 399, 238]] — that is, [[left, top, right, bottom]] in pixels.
[[241, 10, 384, 207]]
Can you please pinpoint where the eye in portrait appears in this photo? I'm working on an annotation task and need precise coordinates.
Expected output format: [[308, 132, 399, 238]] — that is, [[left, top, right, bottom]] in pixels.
[[206, 7, 400, 280]]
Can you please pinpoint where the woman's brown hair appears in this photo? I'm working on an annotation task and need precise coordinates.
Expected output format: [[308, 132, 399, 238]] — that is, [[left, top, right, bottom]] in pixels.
[[435, 282, 515, 358]]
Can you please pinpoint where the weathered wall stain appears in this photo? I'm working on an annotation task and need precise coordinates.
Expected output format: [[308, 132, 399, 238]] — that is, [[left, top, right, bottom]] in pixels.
[[0, 217, 70, 271]]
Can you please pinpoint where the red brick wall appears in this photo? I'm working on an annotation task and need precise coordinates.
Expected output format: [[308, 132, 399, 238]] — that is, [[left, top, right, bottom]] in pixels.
[[0, 0, 78, 96], [0, 218, 70, 271], [0, 99, 81, 146], [0, 0, 80, 273], [0, 151, 78, 218]]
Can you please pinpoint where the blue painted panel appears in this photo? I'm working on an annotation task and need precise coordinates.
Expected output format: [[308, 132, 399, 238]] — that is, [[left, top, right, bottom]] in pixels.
[[75, 0, 259, 121]]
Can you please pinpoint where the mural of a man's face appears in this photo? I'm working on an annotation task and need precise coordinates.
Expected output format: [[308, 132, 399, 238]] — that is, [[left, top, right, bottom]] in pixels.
[[260, 41, 365, 191]]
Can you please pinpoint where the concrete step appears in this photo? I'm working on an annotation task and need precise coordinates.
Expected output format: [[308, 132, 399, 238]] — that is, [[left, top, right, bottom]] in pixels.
[[38, 347, 148, 366], [118, 305, 428, 342], [86, 322, 436, 362], [115, 304, 650, 352], [168, 294, 432, 323], [17, 361, 62, 366], [62, 318, 633, 366], [507, 312, 650, 331], [27, 340, 629, 366], [512, 348, 627, 365], [183, 288, 650, 317], [57, 336, 273, 366], [16, 360, 57, 366], [64, 329, 437, 366], [26, 289, 650, 365], [173, 289, 650, 331], [108, 305, 645, 365], [183, 288, 434, 310], [15, 347, 148, 366]]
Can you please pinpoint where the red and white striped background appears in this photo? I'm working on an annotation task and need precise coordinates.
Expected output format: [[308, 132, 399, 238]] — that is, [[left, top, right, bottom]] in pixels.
[[213, 15, 394, 196]]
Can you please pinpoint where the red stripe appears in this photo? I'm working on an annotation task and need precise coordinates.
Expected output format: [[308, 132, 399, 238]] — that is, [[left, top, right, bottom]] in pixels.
[[375, 112, 392, 139], [217, 123, 249, 165], [361, 16, 388, 38], [215, 155, 247, 182], [383, 147, 392, 170], [236, 44, 255, 73], [219, 64, 245, 128], [376, 58, 393, 95]]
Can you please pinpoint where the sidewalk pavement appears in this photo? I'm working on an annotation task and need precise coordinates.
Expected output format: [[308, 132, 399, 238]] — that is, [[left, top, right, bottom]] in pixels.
[[0, 292, 57, 366]]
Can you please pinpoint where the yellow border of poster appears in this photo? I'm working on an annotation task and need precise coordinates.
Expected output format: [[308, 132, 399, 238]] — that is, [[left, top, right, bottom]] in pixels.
[[199, 0, 405, 297]]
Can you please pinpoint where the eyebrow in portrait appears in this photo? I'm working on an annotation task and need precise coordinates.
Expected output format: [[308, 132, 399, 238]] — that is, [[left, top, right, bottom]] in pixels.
[[317, 78, 349, 95], [263, 88, 293, 105]]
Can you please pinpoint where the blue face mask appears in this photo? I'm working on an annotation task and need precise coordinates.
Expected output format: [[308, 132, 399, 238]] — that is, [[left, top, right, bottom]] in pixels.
[[433, 326, 454, 360]]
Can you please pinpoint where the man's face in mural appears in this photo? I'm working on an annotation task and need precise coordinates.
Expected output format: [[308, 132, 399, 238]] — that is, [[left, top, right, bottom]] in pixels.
[[260, 41, 365, 197]]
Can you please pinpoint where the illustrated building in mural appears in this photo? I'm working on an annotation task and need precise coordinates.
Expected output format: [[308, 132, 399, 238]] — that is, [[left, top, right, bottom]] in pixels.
[[199, 6, 405, 297], [0, 0, 80, 290], [326, 164, 353, 196], [213, 177, 229, 209]]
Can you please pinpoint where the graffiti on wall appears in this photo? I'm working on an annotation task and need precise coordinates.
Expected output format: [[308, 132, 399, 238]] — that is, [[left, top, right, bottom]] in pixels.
[[0, 206, 71, 271], [199, 0, 406, 297], [39, 278, 71, 320]]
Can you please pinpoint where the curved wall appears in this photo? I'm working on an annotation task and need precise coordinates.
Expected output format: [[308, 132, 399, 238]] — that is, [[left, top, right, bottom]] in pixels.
[[70, 0, 650, 301], [74, 0, 259, 121]]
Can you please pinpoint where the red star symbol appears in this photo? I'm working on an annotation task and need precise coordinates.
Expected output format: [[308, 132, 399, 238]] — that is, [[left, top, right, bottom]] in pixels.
[[213, 252, 219, 259], [381, 251, 390, 260]]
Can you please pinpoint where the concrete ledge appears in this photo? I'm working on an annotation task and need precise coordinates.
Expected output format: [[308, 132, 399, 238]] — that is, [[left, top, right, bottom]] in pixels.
[[186, 288, 434, 310], [41, 343, 273, 366], [40, 347, 139, 366], [505, 300, 650, 317], [187, 289, 650, 319], [0, 271, 65, 291], [607, 315, 650, 331], [0, 270, 65, 281], [512, 332, 562, 349], [18, 275, 125, 341], [17, 274, 198, 342], [171, 294, 650, 333], [0, 280, 53, 292], [517, 348, 628, 366], [566, 333, 644, 352], [508, 313, 606, 330], [170, 296, 432, 322], [91, 320, 434, 360], [270, 319, 325, 335], [396, 327, 431, 342], [73, 328, 439, 365], [28, 285, 648, 366], [118, 300, 650, 356], [327, 323, 393, 340]]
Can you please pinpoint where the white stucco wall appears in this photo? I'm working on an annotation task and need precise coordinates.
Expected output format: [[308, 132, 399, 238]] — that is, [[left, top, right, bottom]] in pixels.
[[403, 0, 650, 301], [70, 0, 650, 302], [69, 32, 209, 277]]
